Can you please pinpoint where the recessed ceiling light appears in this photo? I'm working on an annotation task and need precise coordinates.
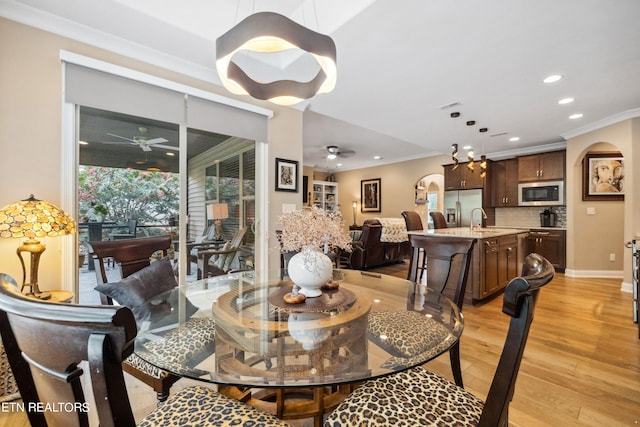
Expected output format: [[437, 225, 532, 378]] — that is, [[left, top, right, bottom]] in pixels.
[[463, 145, 472, 150], [569, 113, 583, 119], [558, 97, 574, 105], [373, 155, 382, 160], [336, 163, 342, 167], [543, 74, 562, 83], [166, 152, 175, 156], [509, 137, 520, 142], [79, 140, 89, 145]]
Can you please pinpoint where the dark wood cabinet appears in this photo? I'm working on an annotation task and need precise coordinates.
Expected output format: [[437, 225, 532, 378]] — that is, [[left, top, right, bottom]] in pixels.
[[480, 234, 518, 299], [518, 151, 565, 182], [491, 158, 519, 207], [444, 163, 485, 190], [526, 229, 566, 270]]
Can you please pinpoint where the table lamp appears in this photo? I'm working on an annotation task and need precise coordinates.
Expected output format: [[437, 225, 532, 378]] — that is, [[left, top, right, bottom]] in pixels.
[[0, 195, 76, 299], [351, 201, 358, 228], [207, 202, 229, 241]]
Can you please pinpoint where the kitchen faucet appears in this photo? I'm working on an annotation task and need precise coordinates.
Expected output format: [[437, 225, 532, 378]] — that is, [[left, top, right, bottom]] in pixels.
[[470, 207, 488, 230]]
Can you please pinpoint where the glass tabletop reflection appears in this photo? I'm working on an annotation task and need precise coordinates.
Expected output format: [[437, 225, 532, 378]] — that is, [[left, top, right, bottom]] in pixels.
[[133, 269, 463, 389]]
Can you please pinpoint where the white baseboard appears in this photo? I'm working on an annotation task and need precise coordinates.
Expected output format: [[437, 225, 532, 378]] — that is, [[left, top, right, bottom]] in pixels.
[[564, 269, 631, 293]]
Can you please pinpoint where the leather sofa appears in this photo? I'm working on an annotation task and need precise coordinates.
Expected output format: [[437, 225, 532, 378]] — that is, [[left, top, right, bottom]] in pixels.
[[349, 218, 411, 270]]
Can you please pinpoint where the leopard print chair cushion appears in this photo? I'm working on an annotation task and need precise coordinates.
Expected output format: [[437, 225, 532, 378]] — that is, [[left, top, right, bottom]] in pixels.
[[139, 385, 290, 427], [324, 366, 484, 427], [368, 311, 456, 358], [131, 317, 216, 378], [0, 341, 20, 402]]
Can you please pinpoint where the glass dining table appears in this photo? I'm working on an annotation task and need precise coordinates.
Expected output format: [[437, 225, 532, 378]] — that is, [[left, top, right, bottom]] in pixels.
[[134, 269, 463, 426]]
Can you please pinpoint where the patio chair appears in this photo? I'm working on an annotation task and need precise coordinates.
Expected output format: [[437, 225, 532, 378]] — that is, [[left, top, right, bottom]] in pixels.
[[196, 227, 248, 279], [109, 218, 138, 240], [0, 275, 289, 427], [325, 253, 555, 427]]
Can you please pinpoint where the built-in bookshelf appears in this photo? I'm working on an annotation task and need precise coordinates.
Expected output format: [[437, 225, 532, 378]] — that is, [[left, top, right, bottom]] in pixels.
[[312, 181, 338, 212]]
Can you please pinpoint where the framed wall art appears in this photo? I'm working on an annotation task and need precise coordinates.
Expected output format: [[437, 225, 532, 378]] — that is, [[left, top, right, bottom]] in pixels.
[[275, 158, 298, 192], [582, 151, 624, 201], [361, 178, 381, 212]]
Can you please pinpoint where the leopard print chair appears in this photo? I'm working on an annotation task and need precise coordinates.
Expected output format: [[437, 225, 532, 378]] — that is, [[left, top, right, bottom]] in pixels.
[[0, 276, 289, 427], [325, 253, 555, 427]]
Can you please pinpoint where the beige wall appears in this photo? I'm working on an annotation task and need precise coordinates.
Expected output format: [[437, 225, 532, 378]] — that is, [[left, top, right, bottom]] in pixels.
[[0, 18, 302, 288], [560, 119, 637, 284], [332, 154, 450, 225]]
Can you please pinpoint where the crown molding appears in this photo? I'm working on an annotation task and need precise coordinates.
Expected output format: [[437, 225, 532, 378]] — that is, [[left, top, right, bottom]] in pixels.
[[561, 108, 640, 140]]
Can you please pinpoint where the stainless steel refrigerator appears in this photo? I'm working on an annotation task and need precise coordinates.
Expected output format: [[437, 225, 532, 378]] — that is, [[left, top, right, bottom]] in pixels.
[[443, 189, 483, 228]]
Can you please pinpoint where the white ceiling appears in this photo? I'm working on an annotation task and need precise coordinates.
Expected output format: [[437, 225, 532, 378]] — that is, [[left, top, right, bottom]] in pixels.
[[4, 0, 640, 171]]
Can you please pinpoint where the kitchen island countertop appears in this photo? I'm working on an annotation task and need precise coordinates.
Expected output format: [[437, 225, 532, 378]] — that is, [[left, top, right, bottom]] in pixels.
[[409, 227, 528, 239]]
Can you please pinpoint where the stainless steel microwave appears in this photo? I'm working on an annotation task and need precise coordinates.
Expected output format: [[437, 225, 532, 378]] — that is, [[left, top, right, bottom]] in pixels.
[[518, 181, 564, 206]]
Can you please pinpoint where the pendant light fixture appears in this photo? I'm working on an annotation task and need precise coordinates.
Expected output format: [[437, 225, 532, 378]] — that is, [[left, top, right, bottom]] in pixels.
[[451, 143, 459, 170], [450, 112, 460, 170], [216, 11, 337, 106], [466, 120, 475, 171], [479, 127, 488, 178]]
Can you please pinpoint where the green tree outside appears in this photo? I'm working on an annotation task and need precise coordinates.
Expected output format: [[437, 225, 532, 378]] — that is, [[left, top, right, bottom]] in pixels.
[[78, 166, 179, 228]]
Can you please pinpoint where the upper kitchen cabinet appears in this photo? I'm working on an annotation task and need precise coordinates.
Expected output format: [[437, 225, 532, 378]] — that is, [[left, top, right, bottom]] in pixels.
[[491, 158, 519, 207], [444, 162, 485, 190], [518, 151, 565, 182]]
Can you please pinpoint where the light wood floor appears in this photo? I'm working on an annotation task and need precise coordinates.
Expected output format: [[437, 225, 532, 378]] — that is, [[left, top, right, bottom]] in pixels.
[[1, 263, 639, 426]]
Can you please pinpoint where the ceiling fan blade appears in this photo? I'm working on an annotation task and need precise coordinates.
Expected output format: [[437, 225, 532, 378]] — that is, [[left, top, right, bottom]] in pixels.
[[146, 137, 169, 145], [338, 149, 356, 158], [106, 133, 136, 142], [140, 144, 153, 152], [153, 144, 179, 151], [98, 141, 134, 145]]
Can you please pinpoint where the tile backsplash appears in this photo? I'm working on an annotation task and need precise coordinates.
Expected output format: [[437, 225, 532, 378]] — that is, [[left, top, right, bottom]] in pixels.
[[495, 206, 566, 228]]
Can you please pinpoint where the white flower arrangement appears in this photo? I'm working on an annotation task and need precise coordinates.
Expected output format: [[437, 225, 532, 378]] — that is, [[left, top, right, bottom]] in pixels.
[[278, 206, 352, 253]]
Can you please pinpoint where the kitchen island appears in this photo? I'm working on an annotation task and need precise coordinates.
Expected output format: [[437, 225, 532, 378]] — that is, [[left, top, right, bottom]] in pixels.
[[408, 227, 529, 304]]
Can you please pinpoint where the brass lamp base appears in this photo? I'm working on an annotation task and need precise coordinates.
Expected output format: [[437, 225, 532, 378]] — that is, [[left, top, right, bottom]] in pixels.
[[17, 238, 51, 300]]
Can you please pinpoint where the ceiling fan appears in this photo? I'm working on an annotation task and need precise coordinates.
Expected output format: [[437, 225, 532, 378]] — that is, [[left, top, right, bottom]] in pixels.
[[100, 127, 177, 152], [325, 145, 355, 160]]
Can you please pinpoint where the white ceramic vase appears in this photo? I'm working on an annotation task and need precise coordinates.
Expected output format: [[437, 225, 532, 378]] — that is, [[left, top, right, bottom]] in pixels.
[[287, 246, 333, 297]]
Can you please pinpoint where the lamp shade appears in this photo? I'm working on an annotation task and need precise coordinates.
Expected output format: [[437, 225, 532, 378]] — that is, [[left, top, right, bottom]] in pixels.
[[0, 195, 76, 239], [207, 202, 229, 220]]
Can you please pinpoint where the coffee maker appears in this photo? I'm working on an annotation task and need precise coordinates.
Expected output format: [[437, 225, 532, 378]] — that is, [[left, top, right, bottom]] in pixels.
[[540, 209, 556, 227]]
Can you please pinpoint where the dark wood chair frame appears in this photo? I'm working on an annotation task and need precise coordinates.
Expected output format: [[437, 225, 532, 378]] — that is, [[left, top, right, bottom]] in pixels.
[[88, 234, 180, 403], [406, 234, 477, 387], [401, 210, 426, 280], [0, 279, 139, 427]]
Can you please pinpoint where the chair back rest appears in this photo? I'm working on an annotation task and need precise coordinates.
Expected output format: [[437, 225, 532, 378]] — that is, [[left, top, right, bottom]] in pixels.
[[0, 275, 137, 427], [478, 253, 555, 427], [218, 228, 248, 270], [89, 235, 172, 304], [401, 211, 423, 231], [429, 211, 448, 229], [126, 219, 138, 236], [407, 235, 477, 309], [229, 227, 248, 249]]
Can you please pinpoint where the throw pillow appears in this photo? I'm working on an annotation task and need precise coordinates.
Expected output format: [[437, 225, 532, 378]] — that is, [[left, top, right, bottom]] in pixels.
[[94, 256, 177, 308]]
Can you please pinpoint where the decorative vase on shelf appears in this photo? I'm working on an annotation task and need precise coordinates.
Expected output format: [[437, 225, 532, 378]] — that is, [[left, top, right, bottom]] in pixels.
[[287, 246, 333, 297]]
